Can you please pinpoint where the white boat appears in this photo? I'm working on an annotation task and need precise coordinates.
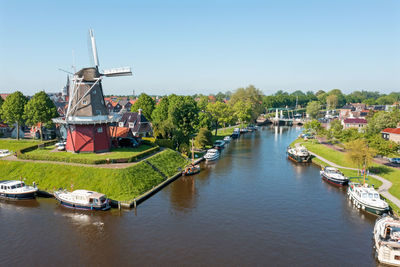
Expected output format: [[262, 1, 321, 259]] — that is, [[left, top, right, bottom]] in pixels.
[[213, 140, 226, 149], [54, 189, 110, 211], [0, 149, 11, 157], [374, 215, 400, 266], [0, 180, 38, 200], [223, 136, 232, 143], [204, 149, 220, 161], [286, 145, 311, 163], [320, 167, 349, 187], [348, 182, 389, 215]]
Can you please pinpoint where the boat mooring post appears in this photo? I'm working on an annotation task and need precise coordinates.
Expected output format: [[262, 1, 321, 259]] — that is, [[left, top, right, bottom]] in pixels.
[[118, 201, 121, 210], [134, 199, 137, 209]]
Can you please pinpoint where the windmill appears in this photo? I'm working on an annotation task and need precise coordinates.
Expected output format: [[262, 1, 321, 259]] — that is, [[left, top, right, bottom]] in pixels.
[[53, 29, 132, 153]]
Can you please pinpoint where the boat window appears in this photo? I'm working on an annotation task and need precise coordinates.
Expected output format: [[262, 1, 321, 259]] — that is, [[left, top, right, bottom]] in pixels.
[[11, 185, 16, 189], [368, 193, 373, 198], [374, 193, 379, 198], [362, 193, 367, 198]]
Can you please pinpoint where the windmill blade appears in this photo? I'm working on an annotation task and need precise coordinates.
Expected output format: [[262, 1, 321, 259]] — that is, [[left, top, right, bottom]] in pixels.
[[89, 29, 100, 68], [58, 68, 74, 75], [103, 67, 132, 77]]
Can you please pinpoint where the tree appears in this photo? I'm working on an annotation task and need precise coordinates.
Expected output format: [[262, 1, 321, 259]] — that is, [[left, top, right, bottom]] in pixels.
[[345, 139, 376, 173], [366, 110, 400, 136], [152, 97, 173, 139], [368, 134, 399, 156], [206, 101, 231, 136], [0, 96, 4, 109], [328, 89, 346, 107], [306, 101, 320, 119], [326, 94, 338, 110], [194, 128, 212, 149], [303, 119, 322, 135], [131, 93, 155, 121], [328, 119, 343, 141], [0, 91, 27, 140], [24, 91, 58, 140], [233, 100, 252, 124], [230, 85, 264, 121]]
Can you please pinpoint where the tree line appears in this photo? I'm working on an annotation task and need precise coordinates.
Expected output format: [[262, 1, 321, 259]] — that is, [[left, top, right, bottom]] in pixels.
[[0, 91, 58, 140]]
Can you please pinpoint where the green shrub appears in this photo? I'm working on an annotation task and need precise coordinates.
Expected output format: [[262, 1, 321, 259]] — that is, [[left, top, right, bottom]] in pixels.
[[155, 139, 174, 149]]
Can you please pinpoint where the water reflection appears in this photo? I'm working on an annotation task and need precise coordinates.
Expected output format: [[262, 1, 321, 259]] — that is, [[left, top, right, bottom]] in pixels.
[[0, 198, 40, 210], [168, 175, 197, 213]]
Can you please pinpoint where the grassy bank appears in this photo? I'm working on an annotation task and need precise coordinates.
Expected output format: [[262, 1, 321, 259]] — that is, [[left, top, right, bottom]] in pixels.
[[294, 138, 400, 209], [0, 149, 187, 201], [147, 149, 189, 177], [0, 139, 42, 152]]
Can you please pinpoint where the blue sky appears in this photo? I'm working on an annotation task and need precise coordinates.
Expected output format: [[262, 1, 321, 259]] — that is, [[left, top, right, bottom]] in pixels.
[[0, 0, 399, 96]]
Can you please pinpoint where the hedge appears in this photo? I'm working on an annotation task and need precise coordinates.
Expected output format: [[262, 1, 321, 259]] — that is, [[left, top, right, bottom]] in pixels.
[[18, 146, 160, 165], [155, 139, 174, 149], [17, 139, 58, 155]]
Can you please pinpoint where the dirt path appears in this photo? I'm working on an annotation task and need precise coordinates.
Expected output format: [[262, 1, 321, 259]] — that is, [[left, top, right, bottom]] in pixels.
[[0, 148, 164, 169], [297, 142, 400, 209]]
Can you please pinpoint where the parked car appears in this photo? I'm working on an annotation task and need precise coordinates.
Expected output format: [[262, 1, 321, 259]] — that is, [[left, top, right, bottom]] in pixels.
[[389, 158, 400, 164]]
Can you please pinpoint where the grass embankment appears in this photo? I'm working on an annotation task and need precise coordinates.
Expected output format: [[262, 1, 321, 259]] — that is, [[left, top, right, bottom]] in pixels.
[[210, 126, 235, 143], [292, 138, 400, 210], [0, 139, 42, 152], [21, 145, 155, 164], [147, 148, 189, 177], [0, 149, 187, 201]]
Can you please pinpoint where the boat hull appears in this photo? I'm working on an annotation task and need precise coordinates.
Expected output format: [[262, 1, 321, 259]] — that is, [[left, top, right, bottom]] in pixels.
[[287, 153, 311, 163], [54, 194, 110, 211], [321, 173, 348, 187], [348, 190, 389, 215], [0, 191, 36, 200]]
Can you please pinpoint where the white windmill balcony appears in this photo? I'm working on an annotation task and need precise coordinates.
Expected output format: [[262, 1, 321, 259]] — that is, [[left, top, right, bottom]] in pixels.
[[103, 67, 132, 77], [52, 114, 122, 125]]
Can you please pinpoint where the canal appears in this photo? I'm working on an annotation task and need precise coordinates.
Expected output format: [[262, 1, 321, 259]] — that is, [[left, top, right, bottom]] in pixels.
[[0, 126, 379, 266]]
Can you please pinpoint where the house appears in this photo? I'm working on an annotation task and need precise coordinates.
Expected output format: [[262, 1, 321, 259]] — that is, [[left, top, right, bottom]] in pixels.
[[338, 105, 355, 119], [382, 128, 400, 144], [117, 110, 153, 137], [342, 118, 368, 131]]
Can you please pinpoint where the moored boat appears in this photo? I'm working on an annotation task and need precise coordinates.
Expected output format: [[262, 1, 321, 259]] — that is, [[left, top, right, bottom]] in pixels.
[[231, 129, 240, 139], [320, 167, 349, 187], [348, 182, 389, 215], [204, 149, 220, 161], [54, 189, 110, 210], [287, 145, 311, 163], [223, 136, 232, 143], [213, 140, 225, 150], [374, 215, 400, 266], [182, 164, 201, 176], [0, 180, 38, 200]]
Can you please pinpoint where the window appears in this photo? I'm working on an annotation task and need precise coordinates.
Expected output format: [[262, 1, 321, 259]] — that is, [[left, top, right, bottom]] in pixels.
[[97, 127, 103, 133], [119, 122, 124, 127], [83, 100, 87, 105], [96, 110, 101, 115], [129, 122, 134, 128]]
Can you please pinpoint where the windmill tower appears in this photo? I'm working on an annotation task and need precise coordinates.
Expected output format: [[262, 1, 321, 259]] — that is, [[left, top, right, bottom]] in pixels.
[[53, 29, 132, 153]]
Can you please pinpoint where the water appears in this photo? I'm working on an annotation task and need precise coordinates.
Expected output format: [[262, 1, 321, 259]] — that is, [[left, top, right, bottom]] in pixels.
[[0, 126, 379, 266]]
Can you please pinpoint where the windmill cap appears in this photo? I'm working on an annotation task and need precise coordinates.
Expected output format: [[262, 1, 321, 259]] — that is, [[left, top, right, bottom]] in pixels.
[[76, 67, 100, 81]]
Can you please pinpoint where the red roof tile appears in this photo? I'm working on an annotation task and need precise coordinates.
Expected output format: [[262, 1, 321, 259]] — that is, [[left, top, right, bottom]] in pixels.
[[343, 118, 367, 124], [382, 128, 400, 134]]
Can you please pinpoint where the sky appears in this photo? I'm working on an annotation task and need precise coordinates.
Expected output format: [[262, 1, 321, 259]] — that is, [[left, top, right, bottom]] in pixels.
[[0, 0, 399, 96]]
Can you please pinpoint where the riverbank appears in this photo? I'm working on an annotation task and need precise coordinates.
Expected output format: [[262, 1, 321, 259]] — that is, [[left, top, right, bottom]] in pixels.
[[291, 138, 400, 213], [0, 148, 188, 201]]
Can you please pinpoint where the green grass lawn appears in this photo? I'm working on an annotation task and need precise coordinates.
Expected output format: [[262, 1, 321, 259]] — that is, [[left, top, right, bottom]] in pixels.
[[0, 149, 186, 201], [0, 139, 42, 152], [146, 149, 189, 177], [20, 145, 156, 164]]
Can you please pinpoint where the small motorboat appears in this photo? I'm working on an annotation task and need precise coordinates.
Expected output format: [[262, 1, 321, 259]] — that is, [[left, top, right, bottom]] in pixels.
[[223, 136, 232, 143], [374, 215, 400, 266], [287, 145, 311, 163], [231, 130, 240, 139], [182, 164, 201, 176], [320, 167, 349, 187], [240, 128, 248, 133], [348, 182, 389, 215], [204, 149, 220, 161], [0, 180, 38, 200], [54, 189, 110, 211], [213, 140, 225, 150]]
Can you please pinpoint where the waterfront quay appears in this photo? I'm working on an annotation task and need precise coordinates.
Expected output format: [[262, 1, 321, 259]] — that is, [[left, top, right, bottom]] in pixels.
[[0, 126, 381, 266]]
